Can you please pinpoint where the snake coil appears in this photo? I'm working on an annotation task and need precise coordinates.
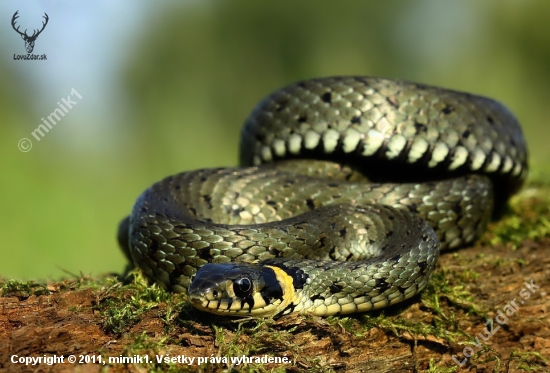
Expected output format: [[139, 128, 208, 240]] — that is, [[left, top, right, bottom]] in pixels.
[[119, 76, 528, 317]]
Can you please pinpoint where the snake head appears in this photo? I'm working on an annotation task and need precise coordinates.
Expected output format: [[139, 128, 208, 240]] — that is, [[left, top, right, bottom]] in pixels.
[[187, 262, 294, 317]]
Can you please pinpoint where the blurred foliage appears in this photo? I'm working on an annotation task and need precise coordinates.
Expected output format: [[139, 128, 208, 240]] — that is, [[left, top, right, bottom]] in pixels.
[[1, 0, 549, 279]]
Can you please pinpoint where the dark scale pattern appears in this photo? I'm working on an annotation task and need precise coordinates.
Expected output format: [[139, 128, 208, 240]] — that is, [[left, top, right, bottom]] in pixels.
[[120, 76, 528, 316]]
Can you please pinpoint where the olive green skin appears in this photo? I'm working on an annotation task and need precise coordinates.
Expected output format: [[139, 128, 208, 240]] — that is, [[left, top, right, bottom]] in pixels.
[[119, 76, 528, 316]]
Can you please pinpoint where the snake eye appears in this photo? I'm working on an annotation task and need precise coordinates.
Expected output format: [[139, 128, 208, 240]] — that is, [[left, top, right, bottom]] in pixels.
[[233, 275, 253, 298]]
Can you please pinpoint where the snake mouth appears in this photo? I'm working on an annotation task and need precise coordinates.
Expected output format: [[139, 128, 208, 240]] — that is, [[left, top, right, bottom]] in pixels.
[[186, 290, 229, 315]]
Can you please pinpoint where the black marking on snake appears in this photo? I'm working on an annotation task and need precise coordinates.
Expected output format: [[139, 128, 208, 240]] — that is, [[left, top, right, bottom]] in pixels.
[[462, 130, 471, 139], [440, 146, 458, 171], [312, 135, 327, 153], [398, 139, 415, 162], [351, 116, 361, 124], [452, 203, 462, 215], [335, 132, 346, 153], [339, 228, 347, 237], [242, 296, 254, 312], [149, 239, 161, 252], [328, 245, 338, 260], [306, 198, 315, 209], [255, 133, 265, 142], [321, 92, 332, 103], [225, 299, 233, 310], [202, 195, 213, 209], [376, 137, 391, 160], [197, 248, 213, 261], [280, 303, 296, 315], [374, 278, 391, 292], [487, 115, 494, 124], [223, 205, 232, 215], [298, 115, 307, 123], [309, 294, 324, 302], [479, 149, 495, 174], [495, 153, 507, 174], [290, 267, 309, 290], [268, 262, 308, 290], [231, 207, 245, 217], [414, 122, 427, 133], [414, 142, 438, 170], [329, 283, 343, 294], [417, 260, 428, 273], [442, 104, 455, 114], [260, 289, 282, 304], [397, 286, 408, 295]]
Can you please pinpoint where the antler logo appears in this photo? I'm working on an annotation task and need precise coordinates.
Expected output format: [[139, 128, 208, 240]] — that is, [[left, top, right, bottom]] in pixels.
[[11, 11, 49, 54]]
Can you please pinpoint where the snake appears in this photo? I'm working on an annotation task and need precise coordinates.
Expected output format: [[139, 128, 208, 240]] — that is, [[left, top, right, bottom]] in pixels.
[[118, 76, 528, 317]]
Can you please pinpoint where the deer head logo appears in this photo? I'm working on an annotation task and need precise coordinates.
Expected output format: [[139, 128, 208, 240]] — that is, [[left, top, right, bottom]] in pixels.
[[11, 11, 49, 54]]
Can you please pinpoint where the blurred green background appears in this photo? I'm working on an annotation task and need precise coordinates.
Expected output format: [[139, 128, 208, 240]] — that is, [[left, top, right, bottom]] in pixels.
[[1, 0, 549, 280]]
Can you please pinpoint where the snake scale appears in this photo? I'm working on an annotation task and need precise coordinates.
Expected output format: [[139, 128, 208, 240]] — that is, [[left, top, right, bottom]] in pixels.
[[118, 76, 528, 317]]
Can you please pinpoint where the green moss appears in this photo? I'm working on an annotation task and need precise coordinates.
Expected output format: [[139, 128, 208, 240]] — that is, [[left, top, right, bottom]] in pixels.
[[483, 182, 550, 248], [211, 319, 298, 372], [508, 351, 548, 371], [427, 358, 458, 373], [96, 271, 185, 335], [0, 272, 118, 301], [423, 269, 485, 318], [0, 279, 50, 299], [325, 316, 362, 336], [360, 310, 466, 345]]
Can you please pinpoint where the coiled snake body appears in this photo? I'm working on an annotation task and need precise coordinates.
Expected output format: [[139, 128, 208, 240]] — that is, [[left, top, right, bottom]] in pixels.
[[119, 76, 528, 317]]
